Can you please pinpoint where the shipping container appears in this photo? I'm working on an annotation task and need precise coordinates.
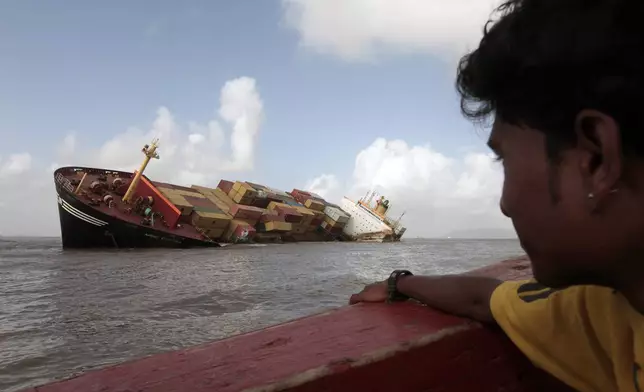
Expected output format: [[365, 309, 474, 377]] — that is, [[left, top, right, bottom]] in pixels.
[[204, 227, 226, 239], [213, 188, 234, 207], [232, 191, 254, 205], [257, 221, 292, 232], [251, 198, 271, 208], [184, 195, 224, 212], [260, 212, 286, 223], [304, 198, 325, 212], [268, 202, 304, 223], [168, 194, 193, 216], [229, 204, 264, 222], [217, 180, 234, 195], [205, 194, 231, 213], [191, 184, 216, 196], [174, 189, 206, 199], [225, 219, 256, 243], [324, 206, 350, 224], [291, 225, 308, 234], [157, 187, 177, 197], [192, 210, 231, 229], [245, 181, 269, 192], [232, 181, 259, 196], [323, 215, 347, 229]]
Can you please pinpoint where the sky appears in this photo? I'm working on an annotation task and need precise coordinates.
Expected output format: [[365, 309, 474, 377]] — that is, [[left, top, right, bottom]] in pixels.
[[0, 0, 515, 238]]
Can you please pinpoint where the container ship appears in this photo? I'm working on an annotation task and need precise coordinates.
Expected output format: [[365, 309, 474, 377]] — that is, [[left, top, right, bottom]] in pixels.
[[54, 139, 407, 248]]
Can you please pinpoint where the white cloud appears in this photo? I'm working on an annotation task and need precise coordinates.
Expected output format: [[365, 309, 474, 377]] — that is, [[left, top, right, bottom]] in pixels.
[[282, 0, 501, 62], [0, 77, 264, 237], [304, 174, 341, 200], [219, 77, 264, 171], [71, 76, 263, 186], [0, 153, 32, 177], [305, 137, 513, 238]]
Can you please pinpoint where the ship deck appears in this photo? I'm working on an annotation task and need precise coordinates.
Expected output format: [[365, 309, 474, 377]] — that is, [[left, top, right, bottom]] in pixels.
[[57, 167, 207, 242]]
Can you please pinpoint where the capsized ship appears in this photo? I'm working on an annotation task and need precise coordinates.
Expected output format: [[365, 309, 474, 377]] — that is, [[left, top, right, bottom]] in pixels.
[[54, 139, 407, 248]]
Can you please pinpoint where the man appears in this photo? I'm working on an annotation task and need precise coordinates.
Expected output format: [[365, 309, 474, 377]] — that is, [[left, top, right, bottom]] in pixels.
[[349, 0, 643, 391]]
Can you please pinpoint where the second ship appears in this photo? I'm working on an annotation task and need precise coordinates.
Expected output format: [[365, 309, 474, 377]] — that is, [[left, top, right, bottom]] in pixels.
[[53, 139, 407, 248]]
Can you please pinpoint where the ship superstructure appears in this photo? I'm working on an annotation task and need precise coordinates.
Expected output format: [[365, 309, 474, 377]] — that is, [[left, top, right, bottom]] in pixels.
[[340, 191, 406, 242]]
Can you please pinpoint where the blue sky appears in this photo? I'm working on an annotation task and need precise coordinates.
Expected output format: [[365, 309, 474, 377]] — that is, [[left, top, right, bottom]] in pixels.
[[0, 0, 512, 237]]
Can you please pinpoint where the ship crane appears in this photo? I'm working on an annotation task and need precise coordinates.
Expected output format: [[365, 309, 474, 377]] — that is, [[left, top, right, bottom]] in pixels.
[[122, 138, 160, 203]]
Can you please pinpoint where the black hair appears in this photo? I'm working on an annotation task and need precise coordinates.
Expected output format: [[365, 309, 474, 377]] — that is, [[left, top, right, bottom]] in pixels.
[[457, 0, 644, 157]]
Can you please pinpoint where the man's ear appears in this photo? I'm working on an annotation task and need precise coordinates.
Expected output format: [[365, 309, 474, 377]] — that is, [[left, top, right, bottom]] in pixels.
[[574, 109, 623, 203]]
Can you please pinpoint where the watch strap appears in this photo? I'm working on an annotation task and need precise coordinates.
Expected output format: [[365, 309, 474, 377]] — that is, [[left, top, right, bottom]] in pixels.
[[387, 269, 413, 303]]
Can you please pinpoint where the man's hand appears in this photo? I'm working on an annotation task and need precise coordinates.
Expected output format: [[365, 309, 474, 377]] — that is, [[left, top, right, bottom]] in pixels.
[[349, 280, 387, 304], [347, 274, 503, 324]]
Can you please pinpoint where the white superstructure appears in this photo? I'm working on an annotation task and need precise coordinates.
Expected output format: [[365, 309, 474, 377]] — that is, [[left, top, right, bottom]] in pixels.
[[340, 196, 406, 242]]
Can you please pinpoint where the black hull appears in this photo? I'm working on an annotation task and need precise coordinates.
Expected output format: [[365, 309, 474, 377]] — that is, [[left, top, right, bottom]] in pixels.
[[54, 171, 220, 249]]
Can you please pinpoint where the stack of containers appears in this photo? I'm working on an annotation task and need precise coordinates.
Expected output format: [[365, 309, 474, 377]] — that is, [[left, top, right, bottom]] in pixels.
[[256, 210, 292, 233], [186, 201, 230, 240], [177, 188, 230, 239], [228, 181, 259, 205], [221, 181, 261, 242], [303, 198, 326, 231], [321, 205, 351, 234], [267, 201, 303, 227], [157, 185, 232, 239], [192, 184, 232, 215], [244, 181, 273, 208], [291, 188, 353, 233], [290, 189, 316, 206], [289, 205, 316, 234], [192, 183, 260, 243]]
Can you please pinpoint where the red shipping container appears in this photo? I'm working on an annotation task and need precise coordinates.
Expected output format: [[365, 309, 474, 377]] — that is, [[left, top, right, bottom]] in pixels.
[[291, 188, 311, 197], [273, 205, 303, 224], [217, 180, 234, 195], [293, 193, 312, 206], [230, 204, 264, 221], [232, 223, 256, 242], [310, 217, 323, 226]]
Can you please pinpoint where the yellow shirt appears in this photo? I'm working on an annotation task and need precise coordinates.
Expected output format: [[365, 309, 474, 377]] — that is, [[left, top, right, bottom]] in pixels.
[[491, 279, 643, 392]]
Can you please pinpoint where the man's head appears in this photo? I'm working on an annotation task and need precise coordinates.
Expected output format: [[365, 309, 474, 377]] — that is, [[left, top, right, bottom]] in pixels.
[[457, 0, 644, 288]]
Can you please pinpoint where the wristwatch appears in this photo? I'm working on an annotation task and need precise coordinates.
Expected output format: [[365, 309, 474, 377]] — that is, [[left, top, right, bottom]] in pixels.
[[387, 269, 414, 303]]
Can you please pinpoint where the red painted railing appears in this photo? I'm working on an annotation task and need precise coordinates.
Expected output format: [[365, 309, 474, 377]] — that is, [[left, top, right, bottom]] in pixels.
[[21, 257, 574, 392]]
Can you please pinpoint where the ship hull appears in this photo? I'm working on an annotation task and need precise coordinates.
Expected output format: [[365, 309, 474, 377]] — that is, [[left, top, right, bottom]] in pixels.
[[55, 175, 219, 249]]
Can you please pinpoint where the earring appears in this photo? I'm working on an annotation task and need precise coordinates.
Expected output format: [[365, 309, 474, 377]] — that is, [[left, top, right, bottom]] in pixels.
[[588, 193, 594, 199]]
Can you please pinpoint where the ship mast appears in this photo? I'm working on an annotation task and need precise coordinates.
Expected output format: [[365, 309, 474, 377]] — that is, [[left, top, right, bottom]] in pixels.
[[122, 138, 160, 203]]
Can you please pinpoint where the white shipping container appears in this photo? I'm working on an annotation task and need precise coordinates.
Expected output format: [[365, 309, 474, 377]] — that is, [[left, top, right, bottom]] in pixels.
[[324, 206, 350, 224]]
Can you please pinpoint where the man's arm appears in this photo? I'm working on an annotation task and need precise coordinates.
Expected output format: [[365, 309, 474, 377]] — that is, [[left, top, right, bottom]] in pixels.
[[397, 275, 503, 323], [349, 274, 502, 324]]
